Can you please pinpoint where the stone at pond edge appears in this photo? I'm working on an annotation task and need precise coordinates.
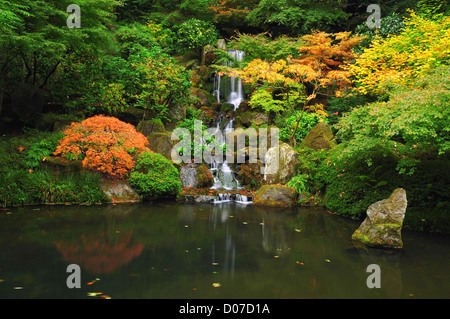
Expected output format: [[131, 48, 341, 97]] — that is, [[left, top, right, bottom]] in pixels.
[[253, 185, 298, 208], [100, 181, 141, 204], [264, 143, 300, 185], [352, 188, 407, 249]]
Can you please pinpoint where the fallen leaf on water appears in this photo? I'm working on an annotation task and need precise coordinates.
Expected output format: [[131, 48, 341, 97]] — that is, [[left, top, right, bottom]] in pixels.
[[100, 295, 111, 299], [212, 283, 221, 288], [87, 278, 100, 285], [87, 292, 103, 297], [295, 229, 301, 232]]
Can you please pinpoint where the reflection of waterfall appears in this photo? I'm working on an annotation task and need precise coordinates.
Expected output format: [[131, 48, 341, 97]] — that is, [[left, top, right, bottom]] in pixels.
[[210, 50, 249, 204], [210, 203, 236, 278]]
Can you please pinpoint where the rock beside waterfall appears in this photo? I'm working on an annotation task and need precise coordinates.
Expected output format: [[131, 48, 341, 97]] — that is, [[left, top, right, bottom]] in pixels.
[[264, 143, 300, 185], [179, 163, 214, 189], [253, 185, 298, 208], [352, 188, 408, 249]]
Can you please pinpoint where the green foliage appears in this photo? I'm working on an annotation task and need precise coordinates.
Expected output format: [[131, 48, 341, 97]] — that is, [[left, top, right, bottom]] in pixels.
[[354, 12, 405, 53], [175, 18, 219, 53], [0, 0, 119, 93], [0, 0, 31, 34], [337, 66, 450, 174], [276, 112, 328, 144], [325, 93, 378, 128], [287, 174, 309, 193], [129, 152, 182, 200], [24, 132, 64, 169], [228, 32, 304, 64], [135, 52, 192, 121], [0, 169, 107, 207], [0, 129, 60, 174], [246, 0, 348, 35], [314, 142, 450, 232]]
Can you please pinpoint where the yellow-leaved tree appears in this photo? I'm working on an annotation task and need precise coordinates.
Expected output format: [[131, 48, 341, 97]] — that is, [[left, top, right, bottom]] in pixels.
[[350, 11, 450, 95], [222, 31, 364, 146]]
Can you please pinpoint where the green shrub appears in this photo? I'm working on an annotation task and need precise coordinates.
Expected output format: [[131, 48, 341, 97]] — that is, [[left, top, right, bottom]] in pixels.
[[0, 169, 107, 207], [314, 142, 450, 233], [128, 152, 182, 200], [24, 132, 64, 169], [175, 18, 219, 54], [275, 112, 328, 144], [286, 174, 309, 194]]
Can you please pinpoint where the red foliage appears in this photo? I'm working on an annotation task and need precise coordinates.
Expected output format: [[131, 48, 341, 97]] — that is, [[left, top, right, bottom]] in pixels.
[[53, 115, 150, 179], [55, 231, 144, 274]]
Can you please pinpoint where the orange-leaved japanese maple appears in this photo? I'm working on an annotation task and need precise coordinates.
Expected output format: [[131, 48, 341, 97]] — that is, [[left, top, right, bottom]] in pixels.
[[222, 31, 364, 146], [53, 115, 150, 179]]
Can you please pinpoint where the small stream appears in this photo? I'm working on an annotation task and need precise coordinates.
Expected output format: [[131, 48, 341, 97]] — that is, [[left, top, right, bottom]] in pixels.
[[0, 202, 448, 299]]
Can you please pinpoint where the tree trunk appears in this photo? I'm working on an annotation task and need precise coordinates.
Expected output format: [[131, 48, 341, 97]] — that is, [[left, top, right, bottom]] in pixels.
[[0, 91, 3, 117]]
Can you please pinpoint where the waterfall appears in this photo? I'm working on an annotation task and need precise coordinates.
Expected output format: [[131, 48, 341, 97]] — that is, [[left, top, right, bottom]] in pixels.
[[210, 49, 252, 204]]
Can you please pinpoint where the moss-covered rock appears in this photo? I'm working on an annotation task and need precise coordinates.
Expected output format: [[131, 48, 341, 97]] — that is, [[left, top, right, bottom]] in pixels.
[[301, 122, 336, 150], [137, 119, 165, 136], [147, 132, 177, 160], [253, 184, 298, 208], [236, 159, 265, 190], [352, 188, 408, 249], [100, 180, 141, 204], [190, 87, 215, 108], [179, 163, 214, 188]]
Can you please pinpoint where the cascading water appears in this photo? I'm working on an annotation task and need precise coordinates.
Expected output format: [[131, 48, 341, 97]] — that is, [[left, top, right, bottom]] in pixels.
[[210, 49, 251, 205]]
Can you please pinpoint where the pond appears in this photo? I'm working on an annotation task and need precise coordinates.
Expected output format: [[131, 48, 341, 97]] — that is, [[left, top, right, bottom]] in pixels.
[[0, 202, 449, 299]]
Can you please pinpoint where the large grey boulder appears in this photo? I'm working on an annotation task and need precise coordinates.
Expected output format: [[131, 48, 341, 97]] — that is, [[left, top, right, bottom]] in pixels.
[[253, 185, 298, 208], [352, 188, 408, 249], [264, 143, 300, 185], [179, 163, 214, 189]]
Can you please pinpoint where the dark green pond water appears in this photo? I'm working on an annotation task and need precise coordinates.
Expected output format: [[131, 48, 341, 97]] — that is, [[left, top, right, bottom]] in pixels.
[[0, 202, 448, 299]]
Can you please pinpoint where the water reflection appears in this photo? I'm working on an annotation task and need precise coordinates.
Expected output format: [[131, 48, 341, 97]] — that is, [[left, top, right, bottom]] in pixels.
[[0, 203, 448, 299], [55, 231, 144, 274]]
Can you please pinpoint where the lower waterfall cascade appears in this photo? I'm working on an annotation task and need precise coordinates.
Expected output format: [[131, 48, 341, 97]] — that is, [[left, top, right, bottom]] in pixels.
[[209, 49, 252, 205]]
